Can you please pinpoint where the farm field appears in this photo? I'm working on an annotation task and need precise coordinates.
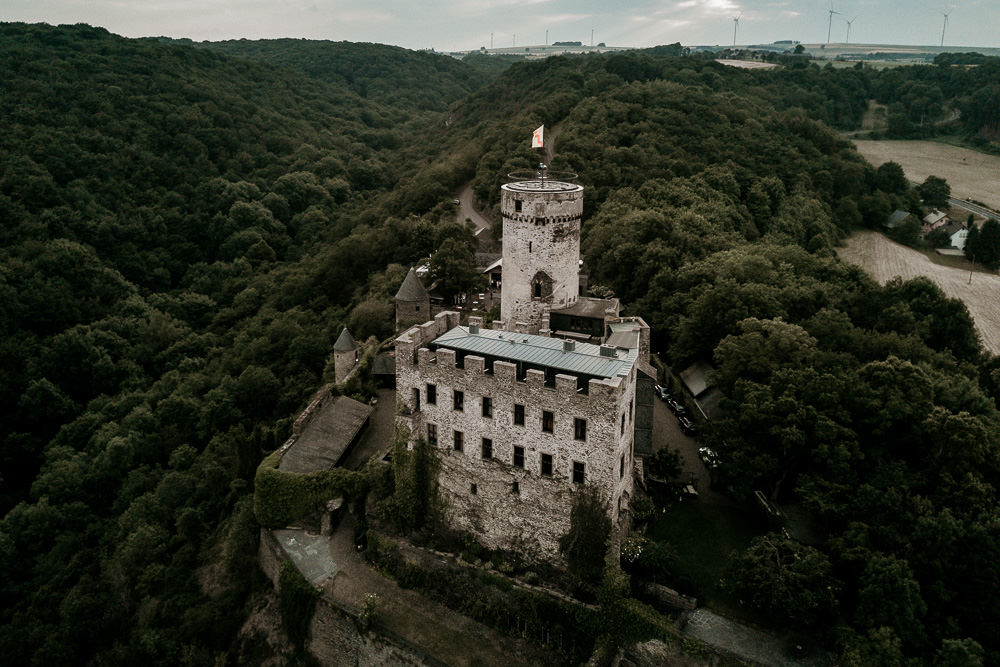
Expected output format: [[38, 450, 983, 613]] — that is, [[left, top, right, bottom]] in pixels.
[[838, 230, 1000, 355], [852, 139, 1000, 211]]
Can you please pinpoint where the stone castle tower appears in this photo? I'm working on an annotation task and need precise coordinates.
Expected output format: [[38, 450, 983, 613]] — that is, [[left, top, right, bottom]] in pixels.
[[333, 327, 358, 384], [394, 267, 430, 331], [499, 176, 583, 329]]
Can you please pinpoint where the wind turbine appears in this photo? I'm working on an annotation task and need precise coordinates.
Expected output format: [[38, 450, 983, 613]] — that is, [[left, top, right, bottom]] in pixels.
[[845, 16, 857, 44], [826, 1, 841, 44], [940, 8, 952, 47], [732, 13, 742, 47]]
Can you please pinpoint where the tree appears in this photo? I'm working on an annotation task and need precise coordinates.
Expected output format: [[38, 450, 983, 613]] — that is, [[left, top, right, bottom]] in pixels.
[[876, 161, 910, 195], [723, 534, 840, 629], [428, 238, 480, 304], [854, 555, 927, 648], [970, 219, 1000, 268], [559, 485, 611, 582], [645, 448, 683, 480], [918, 176, 951, 207]]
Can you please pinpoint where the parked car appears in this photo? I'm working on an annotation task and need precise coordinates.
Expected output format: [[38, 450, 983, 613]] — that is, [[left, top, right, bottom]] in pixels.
[[677, 483, 698, 500], [654, 384, 671, 401], [677, 416, 697, 435], [667, 398, 687, 416], [698, 447, 720, 469]]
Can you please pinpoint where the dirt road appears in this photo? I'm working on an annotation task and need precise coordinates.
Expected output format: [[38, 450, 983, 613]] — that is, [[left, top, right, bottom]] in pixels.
[[852, 139, 1000, 210], [837, 230, 1000, 355]]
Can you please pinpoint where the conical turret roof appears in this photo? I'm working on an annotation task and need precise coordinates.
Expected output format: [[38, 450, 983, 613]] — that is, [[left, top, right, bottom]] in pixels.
[[394, 267, 429, 302], [333, 327, 357, 352]]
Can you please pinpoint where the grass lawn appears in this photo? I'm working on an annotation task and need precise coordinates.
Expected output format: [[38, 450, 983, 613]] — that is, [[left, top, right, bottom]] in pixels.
[[646, 496, 762, 616]]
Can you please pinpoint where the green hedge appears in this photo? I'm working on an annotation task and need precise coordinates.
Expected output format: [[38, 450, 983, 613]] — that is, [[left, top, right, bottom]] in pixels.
[[253, 449, 370, 527], [279, 560, 319, 649]]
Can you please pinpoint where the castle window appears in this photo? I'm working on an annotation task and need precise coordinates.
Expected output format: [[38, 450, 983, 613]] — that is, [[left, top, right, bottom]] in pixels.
[[620, 454, 625, 479], [541, 453, 553, 477], [454, 430, 464, 452], [573, 461, 585, 484], [481, 438, 492, 459], [514, 403, 525, 426], [574, 418, 587, 441], [453, 389, 464, 411], [427, 423, 437, 446], [542, 410, 554, 433], [621, 412, 625, 435], [512, 481, 520, 495], [534, 282, 541, 297], [412, 388, 420, 412], [426, 383, 436, 405], [529, 241, 533, 253], [515, 199, 522, 212], [513, 446, 524, 468], [482, 396, 493, 418], [471, 483, 477, 495]]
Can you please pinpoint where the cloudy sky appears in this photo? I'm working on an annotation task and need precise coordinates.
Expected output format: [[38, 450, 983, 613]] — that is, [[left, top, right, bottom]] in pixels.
[[3, 0, 997, 51]]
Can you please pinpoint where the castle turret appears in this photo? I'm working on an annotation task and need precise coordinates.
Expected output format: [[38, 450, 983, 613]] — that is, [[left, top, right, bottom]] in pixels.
[[499, 173, 583, 329], [333, 327, 358, 384], [395, 267, 430, 330]]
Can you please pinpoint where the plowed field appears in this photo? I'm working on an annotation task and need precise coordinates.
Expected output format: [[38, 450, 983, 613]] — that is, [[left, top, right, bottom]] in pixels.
[[852, 140, 1000, 210], [838, 230, 1000, 355]]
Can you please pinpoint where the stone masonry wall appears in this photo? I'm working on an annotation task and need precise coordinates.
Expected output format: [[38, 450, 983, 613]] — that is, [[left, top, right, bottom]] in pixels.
[[395, 329, 637, 561], [258, 529, 431, 666], [500, 183, 583, 328]]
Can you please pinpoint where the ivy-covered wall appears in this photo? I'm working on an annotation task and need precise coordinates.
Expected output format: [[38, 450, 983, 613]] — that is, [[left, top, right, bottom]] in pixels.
[[253, 448, 370, 527]]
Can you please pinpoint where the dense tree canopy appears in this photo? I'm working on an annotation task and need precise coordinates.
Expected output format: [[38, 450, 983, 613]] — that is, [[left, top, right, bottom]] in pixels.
[[2, 22, 999, 666]]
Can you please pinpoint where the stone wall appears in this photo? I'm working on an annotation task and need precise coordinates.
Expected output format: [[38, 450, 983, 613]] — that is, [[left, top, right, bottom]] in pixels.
[[258, 529, 433, 666], [396, 297, 430, 332], [499, 181, 583, 327], [395, 326, 637, 560]]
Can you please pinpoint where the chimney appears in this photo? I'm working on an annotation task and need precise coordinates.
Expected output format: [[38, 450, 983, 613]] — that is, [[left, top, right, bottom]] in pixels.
[[563, 340, 575, 353], [469, 324, 480, 334], [599, 345, 615, 357]]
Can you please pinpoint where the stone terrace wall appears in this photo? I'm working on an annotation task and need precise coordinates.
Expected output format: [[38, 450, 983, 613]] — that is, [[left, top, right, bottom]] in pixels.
[[258, 530, 433, 666]]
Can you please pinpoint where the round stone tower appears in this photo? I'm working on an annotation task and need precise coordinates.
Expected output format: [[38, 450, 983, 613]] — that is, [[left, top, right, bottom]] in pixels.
[[500, 175, 583, 328], [333, 327, 358, 384]]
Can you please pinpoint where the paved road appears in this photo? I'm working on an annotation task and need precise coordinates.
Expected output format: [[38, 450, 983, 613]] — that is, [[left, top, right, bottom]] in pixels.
[[456, 183, 492, 234], [650, 393, 727, 504], [949, 196, 1000, 222]]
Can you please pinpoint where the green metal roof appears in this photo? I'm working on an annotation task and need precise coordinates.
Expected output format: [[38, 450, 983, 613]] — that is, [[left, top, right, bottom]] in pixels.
[[433, 326, 637, 379]]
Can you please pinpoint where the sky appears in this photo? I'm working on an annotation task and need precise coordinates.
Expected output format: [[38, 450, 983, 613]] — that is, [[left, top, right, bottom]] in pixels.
[[3, 0, 997, 51]]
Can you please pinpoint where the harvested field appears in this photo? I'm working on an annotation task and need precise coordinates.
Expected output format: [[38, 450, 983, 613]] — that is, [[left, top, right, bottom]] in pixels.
[[852, 139, 1000, 210], [838, 230, 1000, 355]]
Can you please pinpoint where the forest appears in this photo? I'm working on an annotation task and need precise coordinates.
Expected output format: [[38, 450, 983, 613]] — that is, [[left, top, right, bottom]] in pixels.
[[2, 21, 1000, 665]]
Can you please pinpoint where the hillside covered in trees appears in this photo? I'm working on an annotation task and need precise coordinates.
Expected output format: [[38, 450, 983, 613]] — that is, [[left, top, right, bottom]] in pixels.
[[2, 22, 1000, 665]]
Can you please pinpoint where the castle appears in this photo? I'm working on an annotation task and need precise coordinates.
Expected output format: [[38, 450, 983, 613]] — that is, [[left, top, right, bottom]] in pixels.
[[394, 168, 652, 559]]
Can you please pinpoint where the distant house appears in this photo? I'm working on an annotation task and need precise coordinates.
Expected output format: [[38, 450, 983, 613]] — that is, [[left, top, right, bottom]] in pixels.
[[922, 209, 951, 233], [884, 209, 914, 230], [939, 219, 969, 249]]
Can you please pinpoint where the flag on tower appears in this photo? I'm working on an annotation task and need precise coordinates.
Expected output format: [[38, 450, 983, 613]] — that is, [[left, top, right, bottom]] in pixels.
[[531, 125, 544, 148]]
